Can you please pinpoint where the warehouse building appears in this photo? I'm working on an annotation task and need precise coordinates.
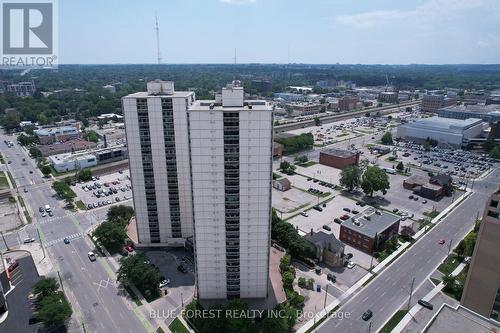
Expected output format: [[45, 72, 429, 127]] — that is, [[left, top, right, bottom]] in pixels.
[[396, 117, 486, 148]]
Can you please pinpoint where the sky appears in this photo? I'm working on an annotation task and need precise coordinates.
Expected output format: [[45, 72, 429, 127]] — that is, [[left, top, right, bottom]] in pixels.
[[59, 0, 500, 64]]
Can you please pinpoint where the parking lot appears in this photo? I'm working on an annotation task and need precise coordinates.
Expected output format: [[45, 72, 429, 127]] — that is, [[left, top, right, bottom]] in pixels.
[[272, 187, 318, 214], [142, 249, 195, 323], [72, 169, 132, 210], [392, 141, 495, 179]]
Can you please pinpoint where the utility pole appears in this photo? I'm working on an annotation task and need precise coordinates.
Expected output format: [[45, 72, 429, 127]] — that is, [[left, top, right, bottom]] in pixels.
[[406, 277, 415, 311], [323, 284, 329, 309], [0, 231, 9, 251], [37, 228, 45, 259]]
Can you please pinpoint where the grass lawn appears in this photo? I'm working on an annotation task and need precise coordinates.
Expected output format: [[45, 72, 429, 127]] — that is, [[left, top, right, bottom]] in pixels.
[[0, 172, 9, 190], [438, 254, 461, 275], [379, 310, 408, 333], [430, 278, 441, 286], [0, 153, 4, 164], [423, 210, 441, 219], [75, 200, 87, 210], [168, 318, 190, 333]]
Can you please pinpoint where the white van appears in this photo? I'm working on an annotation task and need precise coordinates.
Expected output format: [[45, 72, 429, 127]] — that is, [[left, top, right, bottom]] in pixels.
[[44, 204, 51, 212]]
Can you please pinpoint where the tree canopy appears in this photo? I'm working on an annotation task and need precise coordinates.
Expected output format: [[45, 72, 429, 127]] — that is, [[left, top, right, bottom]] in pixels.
[[361, 165, 390, 197], [340, 165, 362, 191]]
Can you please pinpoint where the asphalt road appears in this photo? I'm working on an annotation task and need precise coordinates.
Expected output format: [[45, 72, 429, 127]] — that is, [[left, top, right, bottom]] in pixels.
[[0, 133, 150, 333], [315, 167, 500, 333]]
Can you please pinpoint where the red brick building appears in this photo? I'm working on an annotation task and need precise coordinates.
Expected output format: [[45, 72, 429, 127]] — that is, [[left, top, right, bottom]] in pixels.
[[273, 142, 284, 158], [339, 208, 400, 254], [319, 148, 360, 169]]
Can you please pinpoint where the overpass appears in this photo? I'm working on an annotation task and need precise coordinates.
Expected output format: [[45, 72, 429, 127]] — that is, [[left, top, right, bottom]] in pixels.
[[274, 100, 421, 133]]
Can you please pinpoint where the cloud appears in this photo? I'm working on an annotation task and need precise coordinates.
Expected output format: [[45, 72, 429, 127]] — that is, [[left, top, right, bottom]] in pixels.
[[220, 0, 256, 4], [334, 0, 494, 28]]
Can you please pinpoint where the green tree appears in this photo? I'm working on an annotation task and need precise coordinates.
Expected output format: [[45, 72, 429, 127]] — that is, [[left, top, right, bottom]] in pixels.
[[396, 161, 404, 171], [482, 137, 496, 152], [314, 117, 321, 126], [0, 112, 20, 132], [423, 141, 431, 152], [381, 132, 393, 145], [77, 168, 92, 181], [93, 220, 127, 253], [36, 291, 73, 326], [282, 271, 295, 289], [107, 205, 134, 224], [489, 146, 500, 159], [41, 165, 52, 177], [117, 254, 160, 300], [340, 165, 362, 191], [83, 130, 99, 143], [225, 299, 254, 333], [29, 146, 42, 158], [33, 277, 59, 301], [361, 165, 390, 197]]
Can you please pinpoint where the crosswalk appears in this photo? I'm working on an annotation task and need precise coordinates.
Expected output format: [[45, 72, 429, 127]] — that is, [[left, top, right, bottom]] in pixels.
[[36, 212, 78, 225], [44, 232, 84, 247]]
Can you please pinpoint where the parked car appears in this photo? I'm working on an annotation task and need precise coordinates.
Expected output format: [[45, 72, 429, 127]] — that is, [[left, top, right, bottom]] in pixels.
[[340, 215, 349, 220], [418, 300, 434, 310], [88, 252, 97, 262], [125, 245, 134, 252], [23, 237, 35, 244], [362, 309, 373, 321], [322, 225, 331, 231], [159, 279, 170, 288], [300, 211, 308, 217], [334, 218, 342, 224], [438, 239, 446, 245], [327, 273, 336, 283], [343, 208, 351, 212], [8, 261, 19, 272], [347, 261, 355, 269], [345, 253, 353, 260], [313, 206, 323, 212], [38, 207, 44, 212], [63, 238, 70, 244]]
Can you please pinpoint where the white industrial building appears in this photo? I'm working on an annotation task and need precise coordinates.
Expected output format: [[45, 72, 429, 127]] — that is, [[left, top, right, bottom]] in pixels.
[[189, 81, 273, 299], [49, 153, 97, 172], [122, 80, 195, 247], [397, 116, 486, 147]]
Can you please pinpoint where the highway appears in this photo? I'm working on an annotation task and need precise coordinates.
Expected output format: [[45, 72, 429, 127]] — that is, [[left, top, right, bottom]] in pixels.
[[0, 132, 151, 333], [315, 168, 500, 333]]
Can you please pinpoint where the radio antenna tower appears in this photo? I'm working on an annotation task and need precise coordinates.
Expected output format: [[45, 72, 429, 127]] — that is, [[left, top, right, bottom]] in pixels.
[[155, 13, 162, 64]]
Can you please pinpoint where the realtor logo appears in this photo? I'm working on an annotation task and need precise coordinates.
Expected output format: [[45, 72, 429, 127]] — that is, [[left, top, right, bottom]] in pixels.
[[1, 0, 58, 68]]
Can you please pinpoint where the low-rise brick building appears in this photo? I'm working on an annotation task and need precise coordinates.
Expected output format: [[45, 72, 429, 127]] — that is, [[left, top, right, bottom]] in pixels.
[[339, 208, 400, 254], [319, 148, 360, 169]]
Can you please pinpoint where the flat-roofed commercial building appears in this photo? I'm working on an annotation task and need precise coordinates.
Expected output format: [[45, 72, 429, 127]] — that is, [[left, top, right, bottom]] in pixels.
[[437, 105, 500, 123], [319, 148, 360, 169], [421, 94, 457, 112], [339, 208, 400, 254], [189, 81, 272, 299], [396, 116, 486, 148], [461, 189, 500, 321], [122, 80, 195, 247]]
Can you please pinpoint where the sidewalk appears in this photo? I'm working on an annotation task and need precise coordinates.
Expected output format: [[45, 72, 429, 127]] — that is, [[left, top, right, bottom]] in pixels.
[[391, 262, 467, 333], [92, 234, 172, 333], [412, 190, 471, 240]]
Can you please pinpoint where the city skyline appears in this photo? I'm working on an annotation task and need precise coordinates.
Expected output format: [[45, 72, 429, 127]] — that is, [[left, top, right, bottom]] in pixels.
[[59, 0, 500, 65]]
